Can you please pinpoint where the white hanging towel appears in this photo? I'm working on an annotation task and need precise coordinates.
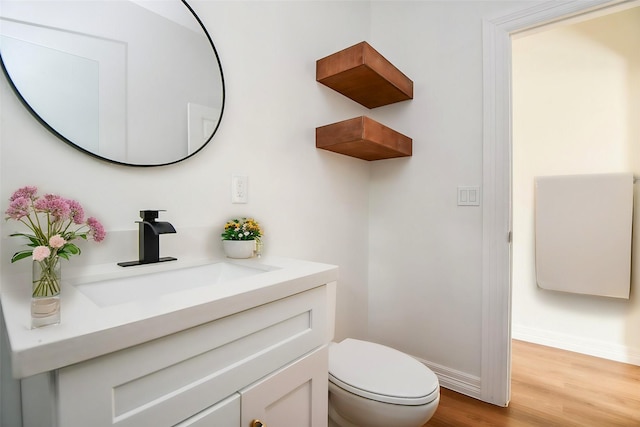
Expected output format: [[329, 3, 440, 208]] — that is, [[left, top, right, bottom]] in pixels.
[[534, 173, 633, 299]]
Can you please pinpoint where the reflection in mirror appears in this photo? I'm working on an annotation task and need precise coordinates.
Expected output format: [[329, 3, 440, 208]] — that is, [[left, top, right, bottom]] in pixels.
[[0, 0, 225, 166]]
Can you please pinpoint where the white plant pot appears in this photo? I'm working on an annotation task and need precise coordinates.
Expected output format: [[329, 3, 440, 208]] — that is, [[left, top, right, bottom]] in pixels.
[[222, 240, 256, 259]]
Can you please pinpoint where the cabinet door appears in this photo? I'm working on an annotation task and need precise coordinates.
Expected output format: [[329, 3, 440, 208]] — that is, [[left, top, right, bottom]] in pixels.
[[240, 346, 328, 427]]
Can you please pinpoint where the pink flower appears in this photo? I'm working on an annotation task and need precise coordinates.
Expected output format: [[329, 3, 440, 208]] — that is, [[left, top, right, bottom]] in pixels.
[[87, 217, 106, 242], [9, 186, 37, 202], [49, 235, 66, 248], [66, 199, 85, 224], [34, 194, 70, 221], [5, 197, 30, 220], [6, 186, 106, 265], [32, 246, 51, 261]]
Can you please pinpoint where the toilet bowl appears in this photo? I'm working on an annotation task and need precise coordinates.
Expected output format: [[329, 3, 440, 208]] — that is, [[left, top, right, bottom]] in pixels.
[[328, 338, 440, 427]]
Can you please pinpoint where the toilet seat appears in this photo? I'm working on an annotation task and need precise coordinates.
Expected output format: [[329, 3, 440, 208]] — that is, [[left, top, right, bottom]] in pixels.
[[328, 339, 439, 406]]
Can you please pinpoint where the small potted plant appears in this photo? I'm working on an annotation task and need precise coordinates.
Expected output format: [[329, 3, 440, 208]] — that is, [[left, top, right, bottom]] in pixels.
[[221, 217, 262, 258]]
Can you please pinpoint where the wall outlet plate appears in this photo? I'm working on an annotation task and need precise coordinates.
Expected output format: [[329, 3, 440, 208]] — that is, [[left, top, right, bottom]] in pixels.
[[232, 174, 248, 203]]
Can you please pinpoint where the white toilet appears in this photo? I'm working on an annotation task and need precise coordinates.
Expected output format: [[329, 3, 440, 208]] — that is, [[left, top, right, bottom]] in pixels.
[[328, 338, 440, 427]]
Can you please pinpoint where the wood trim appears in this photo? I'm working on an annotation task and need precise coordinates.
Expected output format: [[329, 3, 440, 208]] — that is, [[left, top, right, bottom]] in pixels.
[[481, 10, 513, 408], [414, 356, 481, 400]]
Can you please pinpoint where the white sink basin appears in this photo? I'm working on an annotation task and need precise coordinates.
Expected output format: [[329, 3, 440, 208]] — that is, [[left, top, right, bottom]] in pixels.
[[74, 261, 271, 307]]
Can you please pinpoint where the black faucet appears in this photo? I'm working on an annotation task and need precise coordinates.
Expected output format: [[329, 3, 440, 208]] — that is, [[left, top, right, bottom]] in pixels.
[[118, 210, 177, 267]]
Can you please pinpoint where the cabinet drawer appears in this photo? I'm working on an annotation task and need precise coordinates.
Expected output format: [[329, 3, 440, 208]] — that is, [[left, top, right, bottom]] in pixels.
[[174, 393, 240, 427], [56, 286, 328, 427]]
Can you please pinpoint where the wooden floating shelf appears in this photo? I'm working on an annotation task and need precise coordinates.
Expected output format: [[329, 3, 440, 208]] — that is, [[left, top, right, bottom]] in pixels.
[[316, 41, 413, 109], [316, 116, 412, 161]]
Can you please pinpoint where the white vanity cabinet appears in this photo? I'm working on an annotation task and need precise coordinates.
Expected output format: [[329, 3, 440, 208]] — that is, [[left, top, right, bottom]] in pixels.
[[23, 284, 331, 427]]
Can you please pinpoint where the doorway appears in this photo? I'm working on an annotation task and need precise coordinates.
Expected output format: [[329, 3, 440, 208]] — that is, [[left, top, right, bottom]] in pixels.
[[481, 0, 640, 407], [511, 7, 640, 363]]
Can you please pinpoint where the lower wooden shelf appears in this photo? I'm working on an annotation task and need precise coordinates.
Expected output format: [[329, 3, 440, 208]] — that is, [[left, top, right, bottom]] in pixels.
[[315, 116, 412, 161]]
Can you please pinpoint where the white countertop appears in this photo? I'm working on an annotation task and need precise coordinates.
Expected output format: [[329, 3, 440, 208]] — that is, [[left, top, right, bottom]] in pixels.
[[0, 256, 338, 378]]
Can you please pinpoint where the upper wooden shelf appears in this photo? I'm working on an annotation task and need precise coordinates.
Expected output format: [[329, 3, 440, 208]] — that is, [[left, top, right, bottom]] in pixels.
[[316, 41, 413, 109]]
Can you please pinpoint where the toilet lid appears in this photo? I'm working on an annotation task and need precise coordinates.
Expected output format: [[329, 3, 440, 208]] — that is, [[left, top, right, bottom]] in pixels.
[[328, 339, 439, 405]]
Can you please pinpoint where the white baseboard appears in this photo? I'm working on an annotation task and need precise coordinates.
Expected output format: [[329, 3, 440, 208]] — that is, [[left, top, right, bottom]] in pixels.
[[513, 324, 640, 366], [410, 326, 640, 407], [414, 356, 482, 400]]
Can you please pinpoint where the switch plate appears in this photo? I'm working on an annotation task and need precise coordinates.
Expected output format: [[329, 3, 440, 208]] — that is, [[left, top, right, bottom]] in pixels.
[[457, 186, 480, 206], [232, 174, 248, 203]]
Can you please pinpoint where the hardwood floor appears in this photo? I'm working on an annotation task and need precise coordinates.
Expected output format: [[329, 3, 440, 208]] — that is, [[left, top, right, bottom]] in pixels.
[[425, 340, 640, 426]]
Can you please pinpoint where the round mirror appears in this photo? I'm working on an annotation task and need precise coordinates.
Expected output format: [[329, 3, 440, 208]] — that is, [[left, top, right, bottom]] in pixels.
[[0, 0, 225, 167]]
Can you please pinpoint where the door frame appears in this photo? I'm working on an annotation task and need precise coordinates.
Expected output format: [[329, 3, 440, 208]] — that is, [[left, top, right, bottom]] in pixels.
[[480, 0, 637, 406]]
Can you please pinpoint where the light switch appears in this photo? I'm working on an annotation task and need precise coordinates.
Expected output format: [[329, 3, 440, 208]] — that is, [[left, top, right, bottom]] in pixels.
[[458, 186, 480, 206]]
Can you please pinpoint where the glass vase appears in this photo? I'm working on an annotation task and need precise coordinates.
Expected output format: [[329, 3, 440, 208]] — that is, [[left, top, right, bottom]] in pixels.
[[31, 256, 61, 328]]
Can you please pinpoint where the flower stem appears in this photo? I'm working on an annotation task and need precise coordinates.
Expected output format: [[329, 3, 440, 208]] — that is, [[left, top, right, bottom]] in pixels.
[[32, 257, 60, 298]]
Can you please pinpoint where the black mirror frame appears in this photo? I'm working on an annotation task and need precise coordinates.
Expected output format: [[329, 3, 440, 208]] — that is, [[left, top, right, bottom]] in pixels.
[[0, 0, 225, 167]]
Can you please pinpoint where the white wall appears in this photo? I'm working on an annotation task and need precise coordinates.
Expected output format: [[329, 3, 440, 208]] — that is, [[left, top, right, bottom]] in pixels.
[[366, 1, 540, 392], [512, 7, 640, 364], [0, 3, 373, 422]]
